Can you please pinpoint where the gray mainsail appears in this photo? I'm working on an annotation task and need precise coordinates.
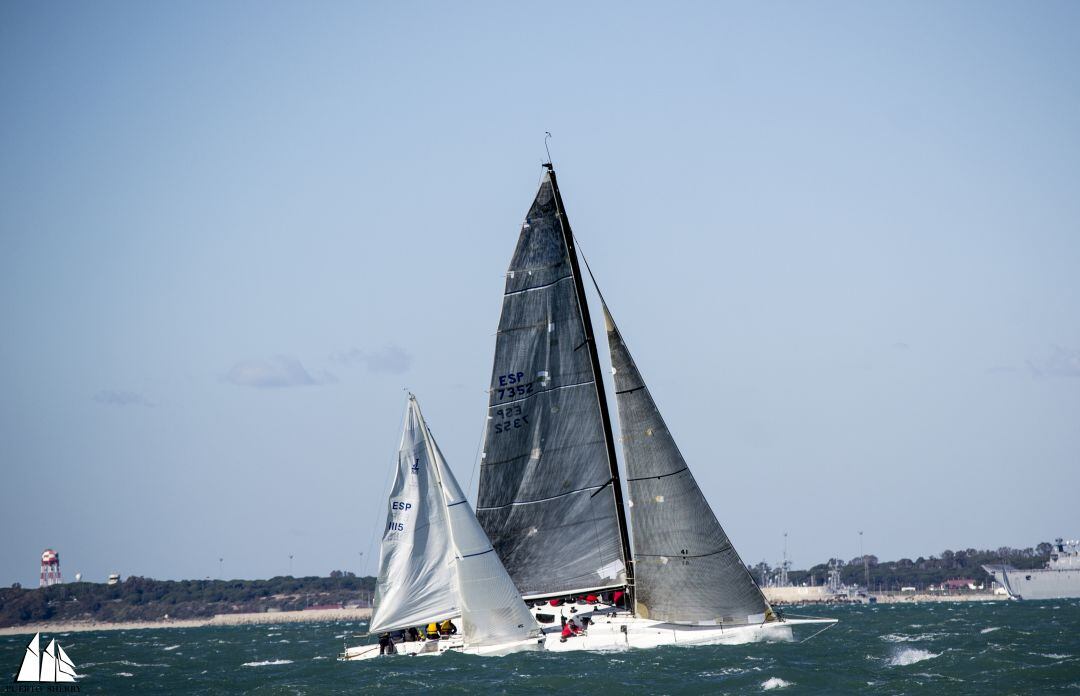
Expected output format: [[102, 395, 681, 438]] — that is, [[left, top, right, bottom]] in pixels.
[[604, 305, 774, 625], [476, 169, 628, 597]]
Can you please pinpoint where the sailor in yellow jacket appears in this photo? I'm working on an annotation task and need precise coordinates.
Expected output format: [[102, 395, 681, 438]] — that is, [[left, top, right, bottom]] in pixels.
[[426, 622, 440, 640], [439, 619, 458, 636]]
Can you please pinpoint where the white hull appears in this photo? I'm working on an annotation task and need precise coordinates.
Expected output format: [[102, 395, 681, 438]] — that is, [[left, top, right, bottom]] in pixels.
[[542, 614, 792, 651], [530, 603, 832, 652], [342, 634, 544, 661]]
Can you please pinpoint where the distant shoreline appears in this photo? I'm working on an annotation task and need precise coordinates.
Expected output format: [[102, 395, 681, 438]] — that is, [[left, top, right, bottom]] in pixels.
[[0, 606, 372, 637], [763, 586, 1007, 605]]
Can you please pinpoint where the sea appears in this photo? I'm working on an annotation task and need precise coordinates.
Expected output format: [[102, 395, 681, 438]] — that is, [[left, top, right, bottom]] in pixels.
[[2, 601, 1077, 694]]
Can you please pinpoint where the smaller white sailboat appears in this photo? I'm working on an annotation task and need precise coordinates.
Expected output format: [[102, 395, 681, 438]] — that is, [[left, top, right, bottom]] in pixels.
[[342, 394, 543, 660], [16, 633, 78, 682]]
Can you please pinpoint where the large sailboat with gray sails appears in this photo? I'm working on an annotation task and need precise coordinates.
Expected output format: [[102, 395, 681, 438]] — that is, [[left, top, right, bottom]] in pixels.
[[476, 161, 835, 650]]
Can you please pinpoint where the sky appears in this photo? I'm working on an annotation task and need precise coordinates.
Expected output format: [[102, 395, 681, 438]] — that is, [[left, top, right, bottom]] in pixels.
[[1, 2, 1078, 586]]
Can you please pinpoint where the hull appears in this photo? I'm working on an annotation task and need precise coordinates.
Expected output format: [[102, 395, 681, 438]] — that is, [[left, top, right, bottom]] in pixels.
[[530, 602, 830, 652], [541, 614, 794, 652], [342, 635, 544, 661], [983, 565, 1080, 600]]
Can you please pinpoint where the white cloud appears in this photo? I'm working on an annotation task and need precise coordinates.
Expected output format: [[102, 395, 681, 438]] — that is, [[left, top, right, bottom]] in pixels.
[[224, 355, 329, 388], [330, 344, 412, 374]]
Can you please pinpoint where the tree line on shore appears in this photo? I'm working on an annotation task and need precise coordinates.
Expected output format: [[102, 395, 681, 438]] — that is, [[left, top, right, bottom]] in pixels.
[[0, 573, 375, 627]]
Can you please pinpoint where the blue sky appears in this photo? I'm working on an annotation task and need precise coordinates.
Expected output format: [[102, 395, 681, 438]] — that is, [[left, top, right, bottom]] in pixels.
[[1, 2, 1078, 585]]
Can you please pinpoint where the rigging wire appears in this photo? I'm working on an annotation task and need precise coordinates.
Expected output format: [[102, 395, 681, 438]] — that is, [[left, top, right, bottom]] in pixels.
[[465, 391, 490, 503], [572, 234, 612, 311]]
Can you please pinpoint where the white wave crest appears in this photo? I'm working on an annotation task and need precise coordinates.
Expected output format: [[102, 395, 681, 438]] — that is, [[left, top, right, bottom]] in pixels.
[[242, 659, 294, 667], [117, 672, 134, 677], [980, 627, 1000, 634], [881, 633, 941, 643], [888, 648, 941, 667], [163, 644, 181, 651], [762, 677, 793, 690]]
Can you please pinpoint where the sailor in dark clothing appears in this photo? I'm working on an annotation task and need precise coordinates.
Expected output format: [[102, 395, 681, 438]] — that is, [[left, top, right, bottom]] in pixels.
[[378, 632, 396, 655]]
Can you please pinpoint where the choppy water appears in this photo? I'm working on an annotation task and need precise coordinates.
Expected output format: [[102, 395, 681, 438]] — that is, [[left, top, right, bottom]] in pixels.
[[2, 601, 1077, 693]]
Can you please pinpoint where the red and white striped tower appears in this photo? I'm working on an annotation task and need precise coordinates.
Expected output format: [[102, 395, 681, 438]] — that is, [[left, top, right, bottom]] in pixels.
[[40, 549, 61, 587]]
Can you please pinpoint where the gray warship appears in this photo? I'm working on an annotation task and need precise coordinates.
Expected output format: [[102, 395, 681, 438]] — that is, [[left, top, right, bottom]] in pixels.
[[983, 538, 1080, 600]]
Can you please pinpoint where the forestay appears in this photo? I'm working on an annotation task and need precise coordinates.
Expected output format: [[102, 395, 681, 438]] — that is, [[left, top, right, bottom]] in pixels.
[[476, 171, 626, 597], [604, 306, 774, 626]]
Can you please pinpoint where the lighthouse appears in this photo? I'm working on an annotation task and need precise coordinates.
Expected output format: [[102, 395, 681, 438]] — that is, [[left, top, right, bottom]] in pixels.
[[40, 549, 62, 587]]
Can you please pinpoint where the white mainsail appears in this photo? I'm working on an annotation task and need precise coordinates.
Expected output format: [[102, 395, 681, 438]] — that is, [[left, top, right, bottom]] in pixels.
[[368, 395, 539, 649], [369, 398, 459, 634], [16, 633, 40, 682]]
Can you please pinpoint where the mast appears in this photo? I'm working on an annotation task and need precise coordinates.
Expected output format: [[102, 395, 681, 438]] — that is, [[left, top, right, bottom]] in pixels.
[[544, 163, 635, 601]]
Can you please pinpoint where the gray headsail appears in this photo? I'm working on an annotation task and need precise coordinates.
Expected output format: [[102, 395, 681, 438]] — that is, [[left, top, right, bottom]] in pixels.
[[476, 168, 628, 598], [604, 305, 774, 625]]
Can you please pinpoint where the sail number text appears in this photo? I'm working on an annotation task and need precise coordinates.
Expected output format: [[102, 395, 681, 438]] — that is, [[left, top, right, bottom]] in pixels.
[[494, 371, 533, 400], [493, 404, 530, 434], [388, 500, 412, 532]]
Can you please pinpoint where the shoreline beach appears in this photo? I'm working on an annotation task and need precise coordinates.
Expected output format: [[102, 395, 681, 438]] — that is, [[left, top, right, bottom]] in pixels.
[[0, 606, 372, 637]]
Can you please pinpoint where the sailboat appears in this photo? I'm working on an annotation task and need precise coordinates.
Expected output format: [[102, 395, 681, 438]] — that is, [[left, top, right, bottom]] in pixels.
[[342, 394, 544, 660], [475, 163, 836, 650], [16, 633, 78, 682]]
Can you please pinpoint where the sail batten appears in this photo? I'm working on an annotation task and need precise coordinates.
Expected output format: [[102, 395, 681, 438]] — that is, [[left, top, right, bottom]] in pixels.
[[604, 304, 773, 625], [476, 170, 628, 597]]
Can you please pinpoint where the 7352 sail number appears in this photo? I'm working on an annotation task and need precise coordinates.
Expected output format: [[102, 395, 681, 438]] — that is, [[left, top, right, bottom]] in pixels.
[[494, 371, 533, 401]]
